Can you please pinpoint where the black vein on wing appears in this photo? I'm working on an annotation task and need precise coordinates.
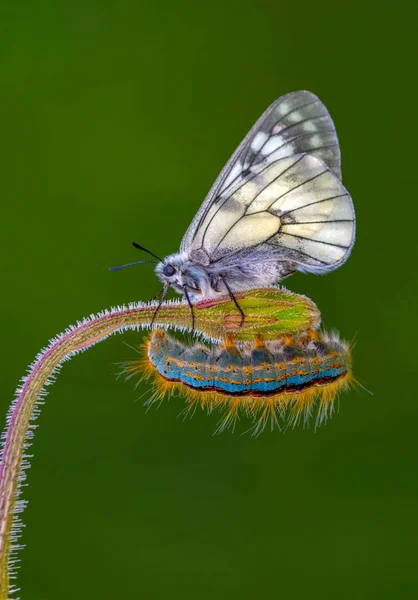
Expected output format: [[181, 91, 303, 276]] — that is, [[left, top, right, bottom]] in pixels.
[[256, 135, 338, 168], [264, 167, 329, 212], [209, 157, 305, 253], [280, 231, 349, 249], [283, 219, 352, 225], [216, 156, 281, 204], [205, 99, 323, 218], [258, 233, 330, 264], [254, 118, 332, 160], [201, 156, 303, 250], [273, 115, 332, 138], [274, 98, 321, 120], [243, 155, 306, 215], [194, 157, 280, 243], [246, 167, 329, 218], [242, 98, 329, 167], [279, 193, 349, 218]]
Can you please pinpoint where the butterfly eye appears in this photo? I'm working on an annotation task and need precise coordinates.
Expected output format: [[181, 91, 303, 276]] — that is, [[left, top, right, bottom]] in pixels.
[[163, 264, 176, 277]]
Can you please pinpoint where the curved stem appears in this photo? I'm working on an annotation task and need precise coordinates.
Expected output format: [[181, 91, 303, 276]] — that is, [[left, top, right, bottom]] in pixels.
[[0, 288, 319, 598]]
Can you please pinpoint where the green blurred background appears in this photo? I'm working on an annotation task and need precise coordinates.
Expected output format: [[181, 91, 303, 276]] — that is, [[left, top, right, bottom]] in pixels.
[[1, 1, 417, 598]]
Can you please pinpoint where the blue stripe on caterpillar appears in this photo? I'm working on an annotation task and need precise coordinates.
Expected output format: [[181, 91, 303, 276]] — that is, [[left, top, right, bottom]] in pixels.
[[147, 330, 350, 398]]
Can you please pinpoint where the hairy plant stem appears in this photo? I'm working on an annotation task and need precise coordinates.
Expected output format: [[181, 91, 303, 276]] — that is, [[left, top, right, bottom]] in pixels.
[[0, 288, 319, 598]]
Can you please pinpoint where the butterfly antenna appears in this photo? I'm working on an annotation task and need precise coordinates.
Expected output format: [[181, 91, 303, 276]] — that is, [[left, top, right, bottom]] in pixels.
[[150, 285, 169, 328], [220, 276, 245, 327], [132, 242, 163, 262], [183, 285, 195, 333], [109, 260, 157, 271]]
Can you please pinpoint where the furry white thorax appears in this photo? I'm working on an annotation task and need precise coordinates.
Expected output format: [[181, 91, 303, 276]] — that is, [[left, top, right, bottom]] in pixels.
[[155, 250, 290, 301]]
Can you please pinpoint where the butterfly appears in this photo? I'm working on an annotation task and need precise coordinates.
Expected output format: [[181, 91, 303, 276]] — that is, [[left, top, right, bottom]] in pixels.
[[114, 90, 355, 326]]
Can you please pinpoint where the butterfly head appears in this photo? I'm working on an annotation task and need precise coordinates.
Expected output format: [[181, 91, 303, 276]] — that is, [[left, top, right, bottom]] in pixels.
[[155, 252, 212, 300]]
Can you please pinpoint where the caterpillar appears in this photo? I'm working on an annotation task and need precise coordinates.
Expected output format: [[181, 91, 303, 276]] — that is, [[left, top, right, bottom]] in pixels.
[[129, 328, 353, 434]]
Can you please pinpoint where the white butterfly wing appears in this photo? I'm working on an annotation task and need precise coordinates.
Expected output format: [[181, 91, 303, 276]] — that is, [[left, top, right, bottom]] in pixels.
[[180, 90, 355, 274]]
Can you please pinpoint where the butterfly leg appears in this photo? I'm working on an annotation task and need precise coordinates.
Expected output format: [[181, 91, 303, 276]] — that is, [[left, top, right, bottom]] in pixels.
[[183, 284, 195, 333], [220, 276, 245, 327], [150, 285, 169, 328], [149, 287, 164, 302]]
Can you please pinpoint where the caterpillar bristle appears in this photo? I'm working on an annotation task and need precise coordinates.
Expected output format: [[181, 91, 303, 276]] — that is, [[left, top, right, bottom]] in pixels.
[[123, 328, 354, 434]]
